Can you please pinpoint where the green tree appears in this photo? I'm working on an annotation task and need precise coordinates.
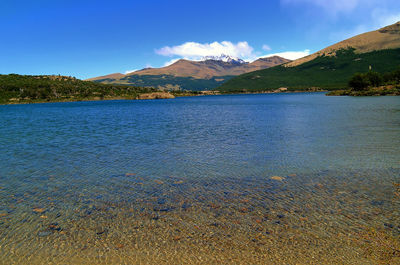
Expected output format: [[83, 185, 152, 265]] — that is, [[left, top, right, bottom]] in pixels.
[[365, 71, 383, 87], [348, 73, 370, 91], [391, 69, 400, 83]]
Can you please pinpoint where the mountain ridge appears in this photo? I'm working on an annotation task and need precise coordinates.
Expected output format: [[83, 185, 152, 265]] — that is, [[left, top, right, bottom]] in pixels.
[[87, 55, 291, 90], [88, 55, 290, 81], [219, 22, 400, 92], [286, 22, 400, 67]]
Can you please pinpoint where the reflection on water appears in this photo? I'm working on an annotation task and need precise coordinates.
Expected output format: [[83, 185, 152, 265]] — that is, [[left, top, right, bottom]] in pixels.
[[0, 93, 399, 264]]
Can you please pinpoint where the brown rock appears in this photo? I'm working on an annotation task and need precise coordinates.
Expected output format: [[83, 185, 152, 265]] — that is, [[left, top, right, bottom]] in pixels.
[[270, 176, 285, 181], [239, 207, 249, 213], [173, 180, 184, 184], [209, 203, 221, 209], [138, 92, 175, 100], [173, 236, 182, 241], [33, 208, 46, 213]]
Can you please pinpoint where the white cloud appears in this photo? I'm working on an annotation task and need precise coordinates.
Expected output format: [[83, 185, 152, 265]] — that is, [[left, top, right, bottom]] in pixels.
[[155, 40, 310, 66], [285, 0, 400, 43], [156, 41, 256, 61], [262, 44, 272, 51], [163, 58, 181, 67], [124, 69, 138, 74], [329, 24, 369, 42], [282, 0, 400, 23], [372, 9, 400, 28], [329, 8, 400, 42], [124, 63, 153, 74], [281, 0, 363, 15], [261, 49, 311, 60], [380, 14, 400, 27]]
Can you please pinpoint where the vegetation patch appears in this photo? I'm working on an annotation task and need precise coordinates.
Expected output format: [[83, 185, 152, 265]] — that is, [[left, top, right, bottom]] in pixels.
[[0, 74, 156, 104], [327, 69, 400, 96], [218, 48, 400, 92]]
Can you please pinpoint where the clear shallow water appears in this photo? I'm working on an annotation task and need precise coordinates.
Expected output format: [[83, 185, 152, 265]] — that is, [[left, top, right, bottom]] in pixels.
[[0, 93, 399, 264]]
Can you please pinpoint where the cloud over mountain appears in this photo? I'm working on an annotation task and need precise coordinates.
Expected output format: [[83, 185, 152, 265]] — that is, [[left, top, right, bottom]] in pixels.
[[261, 49, 311, 61], [155, 41, 310, 68], [155, 41, 256, 61]]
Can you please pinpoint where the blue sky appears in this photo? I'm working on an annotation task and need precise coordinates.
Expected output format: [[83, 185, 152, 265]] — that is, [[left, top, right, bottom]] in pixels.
[[1, 0, 399, 79]]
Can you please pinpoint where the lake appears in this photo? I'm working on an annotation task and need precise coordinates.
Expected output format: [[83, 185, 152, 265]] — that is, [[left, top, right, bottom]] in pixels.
[[0, 93, 399, 264]]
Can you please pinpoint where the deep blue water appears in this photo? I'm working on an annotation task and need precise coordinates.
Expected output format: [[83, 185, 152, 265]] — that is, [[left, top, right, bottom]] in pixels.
[[1, 93, 399, 182]]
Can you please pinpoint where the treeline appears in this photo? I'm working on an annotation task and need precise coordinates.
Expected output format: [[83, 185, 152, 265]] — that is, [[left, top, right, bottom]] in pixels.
[[0, 74, 156, 103], [348, 69, 400, 90], [327, 68, 400, 96]]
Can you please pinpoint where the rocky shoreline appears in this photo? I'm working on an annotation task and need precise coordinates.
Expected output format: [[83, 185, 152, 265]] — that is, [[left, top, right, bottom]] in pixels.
[[326, 85, 400, 96], [137, 92, 176, 100]]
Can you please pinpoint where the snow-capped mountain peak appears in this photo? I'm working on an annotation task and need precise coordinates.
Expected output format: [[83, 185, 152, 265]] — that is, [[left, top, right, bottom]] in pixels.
[[202, 54, 246, 64]]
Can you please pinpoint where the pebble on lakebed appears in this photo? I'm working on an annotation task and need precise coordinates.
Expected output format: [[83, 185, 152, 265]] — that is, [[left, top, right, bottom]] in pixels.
[[37, 230, 52, 237], [173, 180, 184, 184], [48, 223, 62, 231], [33, 208, 46, 213], [270, 176, 285, 181]]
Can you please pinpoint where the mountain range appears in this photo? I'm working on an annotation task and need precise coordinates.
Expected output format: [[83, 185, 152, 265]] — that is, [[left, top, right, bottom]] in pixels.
[[88, 22, 400, 93], [219, 22, 400, 92], [87, 55, 290, 91]]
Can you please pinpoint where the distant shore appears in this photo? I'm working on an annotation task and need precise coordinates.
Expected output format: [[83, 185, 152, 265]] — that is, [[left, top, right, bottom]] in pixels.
[[6, 87, 399, 106], [0, 91, 212, 105], [0, 90, 327, 105]]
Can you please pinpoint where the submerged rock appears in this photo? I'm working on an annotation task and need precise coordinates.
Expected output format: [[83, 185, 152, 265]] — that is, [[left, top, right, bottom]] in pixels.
[[153, 206, 173, 212], [270, 176, 285, 181], [151, 215, 160, 221], [115, 243, 124, 249], [181, 202, 191, 210], [173, 180, 184, 184], [384, 223, 394, 229], [38, 230, 52, 237], [95, 227, 107, 235], [49, 223, 62, 231], [157, 198, 166, 205], [33, 208, 46, 213], [173, 236, 182, 241]]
